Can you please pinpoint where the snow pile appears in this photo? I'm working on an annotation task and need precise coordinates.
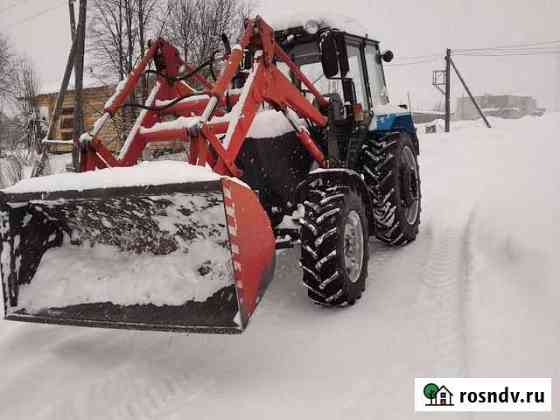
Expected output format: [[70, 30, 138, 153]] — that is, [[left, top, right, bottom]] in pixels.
[[267, 11, 370, 38], [17, 240, 232, 311], [15, 191, 233, 311], [2, 160, 219, 194], [420, 115, 560, 266], [47, 153, 72, 174]]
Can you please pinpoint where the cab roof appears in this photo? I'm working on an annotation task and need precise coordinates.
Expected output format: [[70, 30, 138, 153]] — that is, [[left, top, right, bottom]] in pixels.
[[266, 12, 376, 42]]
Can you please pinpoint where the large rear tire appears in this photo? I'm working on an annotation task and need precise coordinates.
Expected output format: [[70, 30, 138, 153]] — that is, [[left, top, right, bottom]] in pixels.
[[300, 186, 368, 306], [361, 132, 421, 246]]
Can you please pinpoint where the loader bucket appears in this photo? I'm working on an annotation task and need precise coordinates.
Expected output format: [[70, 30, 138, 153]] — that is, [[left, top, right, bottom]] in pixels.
[[0, 175, 275, 334]]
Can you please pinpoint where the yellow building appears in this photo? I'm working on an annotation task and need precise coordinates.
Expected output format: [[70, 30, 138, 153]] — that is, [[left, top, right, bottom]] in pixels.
[[35, 84, 121, 153]]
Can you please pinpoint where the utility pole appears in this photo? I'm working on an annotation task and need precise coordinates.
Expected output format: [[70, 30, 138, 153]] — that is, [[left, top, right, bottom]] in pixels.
[[31, 32, 78, 177], [449, 57, 491, 128], [68, 0, 78, 169], [407, 91, 412, 113], [32, 0, 87, 177], [556, 53, 560, 112], [445, 48, 451, 133], [72, 0, 87, 170], [68, 0, 77, 40]]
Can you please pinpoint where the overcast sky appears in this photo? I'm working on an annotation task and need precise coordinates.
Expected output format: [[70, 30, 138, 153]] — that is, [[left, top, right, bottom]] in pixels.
[[1, 0, 559, 111]]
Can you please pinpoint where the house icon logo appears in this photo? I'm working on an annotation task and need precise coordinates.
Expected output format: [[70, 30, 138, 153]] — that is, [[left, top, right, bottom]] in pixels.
[[423, 383, 454, 406]]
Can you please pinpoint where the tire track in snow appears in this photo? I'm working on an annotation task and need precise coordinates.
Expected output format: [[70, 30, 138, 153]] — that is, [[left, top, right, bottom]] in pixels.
[[33, 338, 219, 420], [416, 208, 476, 378], [332, 232, 444, 419]]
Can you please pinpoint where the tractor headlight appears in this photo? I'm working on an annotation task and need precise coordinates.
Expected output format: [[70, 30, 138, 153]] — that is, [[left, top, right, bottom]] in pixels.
[[303, 20, 320, 35]]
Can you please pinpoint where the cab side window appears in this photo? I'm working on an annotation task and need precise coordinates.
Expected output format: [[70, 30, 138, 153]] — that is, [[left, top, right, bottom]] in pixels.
[[365, 43, 389, 107], [346, 44, 369, 111], [290, 39, 369, 111]]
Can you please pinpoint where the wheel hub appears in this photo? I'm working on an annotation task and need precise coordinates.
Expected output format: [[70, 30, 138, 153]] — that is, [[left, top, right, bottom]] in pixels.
[[399, 147, 420, 224], [344, 210, 364, 283]]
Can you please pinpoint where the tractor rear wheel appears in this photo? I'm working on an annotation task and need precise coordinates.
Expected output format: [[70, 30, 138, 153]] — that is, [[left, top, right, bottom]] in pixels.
[[300, 186, 368, 306], [361, 132, 421, 246]]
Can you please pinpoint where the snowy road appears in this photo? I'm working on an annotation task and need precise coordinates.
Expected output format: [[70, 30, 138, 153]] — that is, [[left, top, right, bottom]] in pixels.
[[1, 115, 559, 419]]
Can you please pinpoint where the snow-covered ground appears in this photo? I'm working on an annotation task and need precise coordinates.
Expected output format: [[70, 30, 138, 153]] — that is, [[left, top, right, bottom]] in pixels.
[[0, 153, 71, 189], [0, 114, 559, 419]]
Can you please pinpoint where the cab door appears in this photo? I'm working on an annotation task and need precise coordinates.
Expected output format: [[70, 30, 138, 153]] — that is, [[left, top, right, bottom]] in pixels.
[[343, 40, 370, 112], [363, 41, 390, 109]]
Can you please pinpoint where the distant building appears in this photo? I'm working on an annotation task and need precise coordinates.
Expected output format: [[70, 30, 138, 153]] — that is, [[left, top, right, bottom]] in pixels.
[[34, 84, 120, 153], [412, 110, 447, 124], [35, 82, 183, 157], [455, 94, 545, 121]]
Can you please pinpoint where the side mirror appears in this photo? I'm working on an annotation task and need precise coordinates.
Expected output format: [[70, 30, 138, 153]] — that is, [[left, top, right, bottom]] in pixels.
[[382, 50, 394, 63], [334, 32, 349, 77], [320, 32, 339, 78], [320, 31, 350, 79]]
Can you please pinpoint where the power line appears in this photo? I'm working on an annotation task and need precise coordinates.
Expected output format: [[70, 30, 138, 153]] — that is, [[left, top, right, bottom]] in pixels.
[[392, 53, 441, 61], [387, 57, 440, 67], [456, 46, 560, 54], [5, 1, 67, 29], [455, 39, 560, 53], [397, 39, 560, 62], [454, 50, 560, 57]]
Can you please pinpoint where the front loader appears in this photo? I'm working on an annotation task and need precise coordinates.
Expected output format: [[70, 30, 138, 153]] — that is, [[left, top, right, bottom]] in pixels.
[[0, 16, 421, 333]]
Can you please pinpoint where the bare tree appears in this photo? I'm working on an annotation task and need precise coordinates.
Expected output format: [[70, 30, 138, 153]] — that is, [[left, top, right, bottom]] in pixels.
[[0, 33, 14, 105], [136, 0, 158, 100], [87, 0, 160, 142], [10, 56, 45, 156], [88, 0, 135, 81], [162, 0, 255, 68], [88, 0, 158, 82], [0, 54, 45, 186]]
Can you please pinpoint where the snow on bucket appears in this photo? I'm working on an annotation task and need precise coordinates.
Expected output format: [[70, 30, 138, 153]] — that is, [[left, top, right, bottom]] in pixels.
[[0, 163, 275, 333]]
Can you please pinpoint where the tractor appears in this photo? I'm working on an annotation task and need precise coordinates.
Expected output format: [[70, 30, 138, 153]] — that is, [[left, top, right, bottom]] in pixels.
[[0, 15, 421, 333]]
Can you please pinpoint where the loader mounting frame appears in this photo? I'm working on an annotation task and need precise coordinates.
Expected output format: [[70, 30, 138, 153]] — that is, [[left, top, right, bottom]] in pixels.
[[80, 17, 331, 177]]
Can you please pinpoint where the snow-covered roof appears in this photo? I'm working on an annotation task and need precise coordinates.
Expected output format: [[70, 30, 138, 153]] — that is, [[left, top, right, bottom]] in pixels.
[[266, 11, 371, 39], [38, 79, 112, 96]]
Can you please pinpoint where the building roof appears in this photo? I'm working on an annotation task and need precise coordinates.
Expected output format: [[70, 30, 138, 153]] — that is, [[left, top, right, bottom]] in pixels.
[[37, 79, 113, 96]]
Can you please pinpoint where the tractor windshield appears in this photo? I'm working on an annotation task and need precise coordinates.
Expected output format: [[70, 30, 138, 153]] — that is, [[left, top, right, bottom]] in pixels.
[[288, 41, 369, 110]]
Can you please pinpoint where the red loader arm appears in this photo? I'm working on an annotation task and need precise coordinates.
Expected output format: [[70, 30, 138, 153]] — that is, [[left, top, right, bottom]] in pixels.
[[80, 16, 329, 176]]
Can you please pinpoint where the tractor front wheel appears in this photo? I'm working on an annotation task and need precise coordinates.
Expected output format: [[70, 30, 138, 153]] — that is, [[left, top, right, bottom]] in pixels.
[[300, 186, 369, 306]]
